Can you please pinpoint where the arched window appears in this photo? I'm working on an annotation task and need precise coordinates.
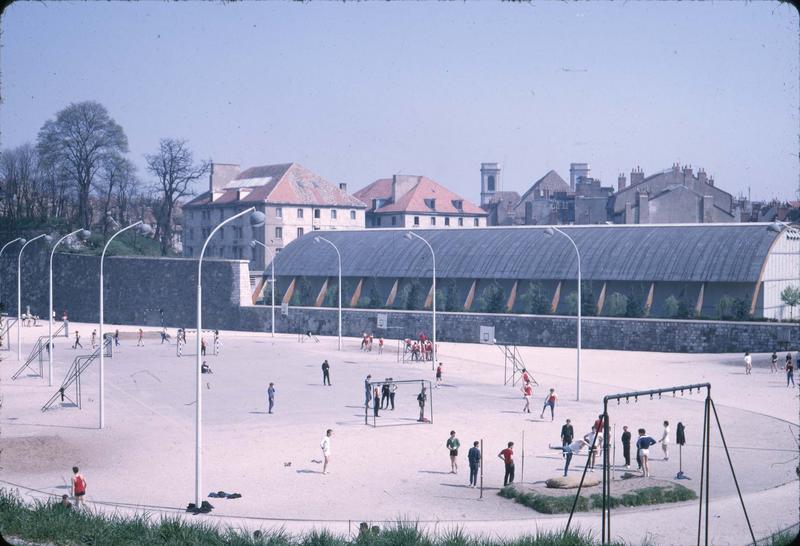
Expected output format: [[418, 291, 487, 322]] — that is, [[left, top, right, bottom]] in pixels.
[[487, 175, 496, 192]]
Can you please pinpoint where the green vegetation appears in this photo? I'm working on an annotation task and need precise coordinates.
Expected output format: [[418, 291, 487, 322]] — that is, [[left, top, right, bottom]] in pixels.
[[291, 276, 314, 307], [564, 282, 597, 316], [780, 285, 800, 319], [401, 279, 423, 310], [476, 281, 506, 313], [442, 279, 460, 312], [499, 483, 696, 514], [520, 282, 550, 315], [603, 292, 629, 317], [716, 295, 750, 321], [69, 231, 174, 258], [664, 294, 693, 319]]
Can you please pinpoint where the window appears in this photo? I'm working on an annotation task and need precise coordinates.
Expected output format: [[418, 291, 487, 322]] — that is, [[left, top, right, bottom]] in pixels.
[[451, 200, 463, 210], [413, 216, 420, 226], [488, 175, 495, 192], [430, 217, 436, 226], [314, 209, 321, 219], [391, 216, 397, 226], [276, 207, 283, 218], [458, 217, 464, 227], [297, 227, 304, 237], [201, 227, 211, 239], [219, 227, 225, 239], [233, 246, 243, 259], [444, 217, 450, 226], [189, 228, 194, 240], [233, 226, 243, 240], [474, 218, 479, 226], [218, 209, 224, 222], [202, 210, 211, 222], [275, 227, 283, 239], [424, 198, 436, 210], [350, 210, 356, 220], [297, 208, 304, 219], [218, 246, 225, 258], [331, 209, 337, 220]]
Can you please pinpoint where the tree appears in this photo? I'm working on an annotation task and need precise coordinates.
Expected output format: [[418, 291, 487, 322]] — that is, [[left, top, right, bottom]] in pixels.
[[442, 279, 459, 312], [604, 292, 629, 317], [781, 285, 800, 320], [403, 279, 423, 310], [477, 282, 506, 313], [146, 138, 209, 255], [716, 295, 748, 321], [520, 282, 550, 315], [37, 101, 129, 228], [664, 295, 680, 318], [95, 154, 137, 237]]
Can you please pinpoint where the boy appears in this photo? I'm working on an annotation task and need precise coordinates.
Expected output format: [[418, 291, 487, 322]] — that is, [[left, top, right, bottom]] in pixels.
[[321, 429, 333, 474], [498, 442, 515, 486], [541, 389, 558, 420], [467, 441, 481, 488], [71, 466, 86, 507]]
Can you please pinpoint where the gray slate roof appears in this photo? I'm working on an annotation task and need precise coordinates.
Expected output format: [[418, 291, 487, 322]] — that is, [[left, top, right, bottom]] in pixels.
[[273, 224, 778, 283]]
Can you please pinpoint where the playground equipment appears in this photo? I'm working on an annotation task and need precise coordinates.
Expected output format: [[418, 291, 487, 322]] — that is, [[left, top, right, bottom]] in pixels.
[[41, 337, 112, 412], [365, 379, 433, 427], [12, 322, 67, 380], [498, 344, 535, 387], [177, 328, 220, 357], [0, 315, 18, 352]]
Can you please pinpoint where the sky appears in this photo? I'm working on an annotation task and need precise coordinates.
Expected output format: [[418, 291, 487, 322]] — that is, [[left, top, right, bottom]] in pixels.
[[1, 1, 797, 204]]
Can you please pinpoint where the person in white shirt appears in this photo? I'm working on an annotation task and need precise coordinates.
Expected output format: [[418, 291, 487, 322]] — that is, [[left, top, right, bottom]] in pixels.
[[584, 428, 603, 472], [321, 429, 333, 475], [660, 420, 670, 460], [744, 351, 752, 375]]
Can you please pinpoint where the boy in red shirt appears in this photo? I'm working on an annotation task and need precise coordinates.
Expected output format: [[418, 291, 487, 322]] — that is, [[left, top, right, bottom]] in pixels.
[[71, 466, 87, 507], [541, 389, 558, 421], [497, 442, 515, 486]]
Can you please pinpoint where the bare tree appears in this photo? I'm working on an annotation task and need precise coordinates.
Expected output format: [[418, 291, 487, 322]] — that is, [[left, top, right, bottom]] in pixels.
[[146, 138, 208, 255], [36, 101, 128, 228], [95, 154, 137, 236]]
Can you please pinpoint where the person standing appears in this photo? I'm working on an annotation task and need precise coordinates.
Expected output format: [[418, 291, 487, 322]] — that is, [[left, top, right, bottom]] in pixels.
[[380, 380, 390, 409], [621, 425, 632, 468], [541, 388, 558, 421], [321, 429, 333, 474], [71, 466, 87, 507], [267, 383, 275, 414], [660, 420, 670, 460], [787, 354, 795, 387], [201, 338, 207, 356], [771, 351, 779, 373], [584, 427, 603, 472], [446, 431, 461, 474], [114, 329, 120, 347], [744, 351, 752, 375], [378, 337, 384, 354], [417, 386, 427, 422], [372, 386, 380, 418], [467, 441, 481, 488], [91, 329, 97, 349], [322, 360, 331, 386], [636, 429, 657, 477], [561, 419, 574, 457], [389, 380, 397, 410], [498, 442, 515, 487], [521, 382, 532, 413], [137, 328, 144, 346], [435, 363, 443, 388], [521, 368, 530, 385], [364, 375, 372, 408], [73, 330, 82, 349]]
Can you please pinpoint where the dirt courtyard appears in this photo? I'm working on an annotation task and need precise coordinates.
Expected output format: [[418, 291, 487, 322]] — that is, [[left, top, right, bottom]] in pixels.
[[1, 322, 797, 545]]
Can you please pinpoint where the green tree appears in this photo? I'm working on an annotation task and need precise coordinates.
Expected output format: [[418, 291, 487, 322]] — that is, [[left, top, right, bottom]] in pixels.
[[604, 292, 629, 317], [477, 282, 506, 313], [781, 285, 800, 319], [403, 279, 423, 310], [564, 282, 596, 316], [520, 282, 550, 315], [443, 279, 460, 312], [664, 295, 680, 318], [625, 293, 644, 318], [365, 280, 382, 309], [292, 276, 313, 306]]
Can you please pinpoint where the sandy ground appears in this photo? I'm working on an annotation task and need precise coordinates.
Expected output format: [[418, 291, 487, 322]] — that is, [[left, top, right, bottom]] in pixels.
[[0, 321, 798, 545]]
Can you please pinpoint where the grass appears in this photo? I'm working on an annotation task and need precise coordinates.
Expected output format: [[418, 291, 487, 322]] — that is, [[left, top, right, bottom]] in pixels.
[[498, 483, 697, 514]]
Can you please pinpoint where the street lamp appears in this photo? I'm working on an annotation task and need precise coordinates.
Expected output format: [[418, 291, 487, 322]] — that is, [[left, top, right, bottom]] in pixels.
[[404, 231, 437, 368], [48, 229, 91, 386], [544, 226, 582, 401], [99, 220, 151, 429], [314, 236, 342, 350], [194, 208, 265, 510], [249, 240, 276, 337], [18, 234, 51, 361]]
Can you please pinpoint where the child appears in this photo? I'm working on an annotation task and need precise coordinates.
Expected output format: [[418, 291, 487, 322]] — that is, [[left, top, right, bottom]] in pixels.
[[435, 363, 443, 387], [636, 429, 657, 477], [521, 382, 532, 413], [660, 420, 670, 460], [541, 389, 558, 421], [744, 351, 752, 375], [71, 466, 87, 507]]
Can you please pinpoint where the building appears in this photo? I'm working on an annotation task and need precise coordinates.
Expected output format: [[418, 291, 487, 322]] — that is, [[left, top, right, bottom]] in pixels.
[[270, 223, 798, 320], [611, 164, 736, 224], [354, 174, 487, 229], [182, 162, 366, 270]]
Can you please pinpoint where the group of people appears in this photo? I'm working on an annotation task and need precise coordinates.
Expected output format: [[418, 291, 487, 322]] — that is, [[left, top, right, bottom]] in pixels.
[[360, 333, 384, 354], [404, 336, 434, 361], [754, 351, 796, 386], [364, 374, 401, 418], [444, 431, 484, 487]]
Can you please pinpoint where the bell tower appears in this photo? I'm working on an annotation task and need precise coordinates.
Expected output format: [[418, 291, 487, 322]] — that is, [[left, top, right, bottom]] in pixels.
[[480, 162, 501, 206]]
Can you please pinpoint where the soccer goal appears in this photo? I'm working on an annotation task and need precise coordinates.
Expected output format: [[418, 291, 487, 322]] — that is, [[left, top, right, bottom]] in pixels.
[[365, 379, 433, 427]]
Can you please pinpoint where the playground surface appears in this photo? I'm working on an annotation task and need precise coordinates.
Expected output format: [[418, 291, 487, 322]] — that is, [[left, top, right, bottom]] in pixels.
[[1, 322, 798, 545]]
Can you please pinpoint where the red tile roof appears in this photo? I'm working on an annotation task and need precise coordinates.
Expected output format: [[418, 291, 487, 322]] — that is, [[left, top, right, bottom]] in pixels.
[[353, 175, 486, 216], [184, 163, 365, 208]]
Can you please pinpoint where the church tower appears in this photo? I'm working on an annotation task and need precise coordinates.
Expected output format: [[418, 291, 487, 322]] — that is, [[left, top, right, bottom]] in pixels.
[[480, 162, 501, 206]]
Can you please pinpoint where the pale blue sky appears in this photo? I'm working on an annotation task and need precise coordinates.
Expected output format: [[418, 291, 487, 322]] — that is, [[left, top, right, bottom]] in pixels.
[[1, 1, 797, 203]]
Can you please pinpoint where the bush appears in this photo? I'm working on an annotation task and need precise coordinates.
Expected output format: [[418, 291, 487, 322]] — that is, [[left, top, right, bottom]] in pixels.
[[520, 282, 550, 315], [717, 295, 749, 321], [476, 282, 506, 313], [604, 292, 628, 317]]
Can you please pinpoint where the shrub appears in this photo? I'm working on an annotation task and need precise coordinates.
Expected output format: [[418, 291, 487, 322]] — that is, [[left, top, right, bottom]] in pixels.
[[520, 282, 550, 315], [476, 282, 506, 313], [604, 292, 628, 317]]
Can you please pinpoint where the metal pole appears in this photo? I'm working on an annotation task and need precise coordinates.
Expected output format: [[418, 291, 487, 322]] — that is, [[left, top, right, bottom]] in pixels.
[[565, 418, 600, 536], [704, 395, 711, 546], [550, 227, 581, 401], [49, 230, 83, 387], [18, 235, 46, 361], [697, 394, 708, 546], [432, 244, 436, 370], [0, 238, 22, 347], [271, 252, 275, 337], [100, 221, 143, 429], [602, 406, 610, 544], [337, 247, 342, 350], [195, 207, 255, 508], [521, 430, 525, 483], [479, 438, 484, 499]]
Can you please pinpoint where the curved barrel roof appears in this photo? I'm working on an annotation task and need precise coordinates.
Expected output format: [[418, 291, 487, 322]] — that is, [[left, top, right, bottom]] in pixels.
[[273, 224, 779, 283]]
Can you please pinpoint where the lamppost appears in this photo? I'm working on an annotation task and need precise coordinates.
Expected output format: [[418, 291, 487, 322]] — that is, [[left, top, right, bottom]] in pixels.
[[18, 234, 51, 361], [249, 240, 276, 337], [48, 229, 91, 387], [404, 231, 437, 368], [0, 237, 24, 312], [314, 236, 342, 350], [544, 226, 582, 401], [99, 221, 151, 429], [194, 208, 265, 509]]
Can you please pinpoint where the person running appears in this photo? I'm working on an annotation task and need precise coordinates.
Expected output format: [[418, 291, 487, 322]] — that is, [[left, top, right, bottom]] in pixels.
[[550, 437, 588, 477], [467, 441, 481, 488], [541, 388, 558, 421], [621, 425, 632, 468], [744, 351, 752, 375], [787, 354, 795, 387], [267, 382, 275, 414], [660, 420, 671, 460], [201, 338, 207, 356], [380, 380, 390, 409], [378, 337, 384, 354], [771, 351, 779, 373], [389, 380, 397, 410], [322, 360, 331, 386], [364, 375, 372, 408], [446, 431, 461, 474], [498, 442, 515, 487], [114, 329, 120, 347], [417, 386, 427, 422], [521, 382, 533, 413], [91, 329, 97, 349], [71, 466, 87, 507], [435, 363, 443, 388], [372, 386, 380, 418], [636, 429, 657, 477], [561, 419, 574, 457], [321, 429, 333, 474], [137, 328, 144, 346], [73, 331, 82, 349]]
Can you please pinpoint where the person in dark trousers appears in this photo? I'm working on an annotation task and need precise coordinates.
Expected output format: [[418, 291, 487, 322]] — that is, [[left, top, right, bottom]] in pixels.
[[389, 380, 397, 410], [498, 442, 515, 487], [380, 380, 390, 409], [621, 425, 632, 468], [114, 329, 120, 347], [417, 386, 427, 422], [73, 331, 82, 349], [267, 383, 275, 414], [322, 360, 331, 386], [364, 375, 372, 408], [786, 354, 795, 387], [372, 386, 380, 418], [560, 419, 574, 458], [467, 441, 481, 488], [201, 338, 207, 356]]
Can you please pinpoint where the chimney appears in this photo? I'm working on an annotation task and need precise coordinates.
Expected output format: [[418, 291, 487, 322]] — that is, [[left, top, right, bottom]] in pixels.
[[339, 182, 347, 192], [617, 173, 627, 192], [697, 169, 708, 185], [391, 175, 419, 203], [701, 195, 714, 223], [636, 192, 649, 223], [630, 166, 645, 186], [683, 164, 693, 179]]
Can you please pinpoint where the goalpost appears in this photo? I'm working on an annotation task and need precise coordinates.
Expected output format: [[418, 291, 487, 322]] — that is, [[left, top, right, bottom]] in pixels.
[[563, 382, 756, 546], [365, 379, 433, 427]]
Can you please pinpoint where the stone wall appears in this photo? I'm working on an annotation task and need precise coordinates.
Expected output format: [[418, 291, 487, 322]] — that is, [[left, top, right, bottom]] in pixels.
[[1, 252, 796, 353]]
